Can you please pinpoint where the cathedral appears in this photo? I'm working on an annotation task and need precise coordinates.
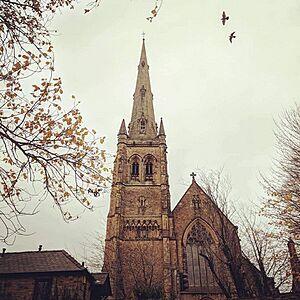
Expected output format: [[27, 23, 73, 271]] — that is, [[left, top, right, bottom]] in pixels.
[[102, 40, 276, 300]]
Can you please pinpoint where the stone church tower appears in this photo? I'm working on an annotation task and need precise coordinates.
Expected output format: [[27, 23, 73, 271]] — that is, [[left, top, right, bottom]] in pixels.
[[103, 40, 278, 300], [103, 39, 176, 299]]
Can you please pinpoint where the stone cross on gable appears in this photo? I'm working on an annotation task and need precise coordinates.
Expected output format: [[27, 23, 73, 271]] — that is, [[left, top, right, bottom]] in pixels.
[[190, 172, 196, 181]]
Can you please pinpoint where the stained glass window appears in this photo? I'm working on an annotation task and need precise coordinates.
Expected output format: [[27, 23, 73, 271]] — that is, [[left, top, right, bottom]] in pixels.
[[186, 222, 219, 292]]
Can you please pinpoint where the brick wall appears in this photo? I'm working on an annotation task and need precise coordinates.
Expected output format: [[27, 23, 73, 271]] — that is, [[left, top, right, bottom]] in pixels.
[[0, 277, 34, 300], [0, 273, 91, 300]]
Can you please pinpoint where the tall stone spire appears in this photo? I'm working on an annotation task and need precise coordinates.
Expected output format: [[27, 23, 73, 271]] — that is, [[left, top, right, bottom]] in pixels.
[[128, 39, 157, 139], [103, 39, 173, 300]]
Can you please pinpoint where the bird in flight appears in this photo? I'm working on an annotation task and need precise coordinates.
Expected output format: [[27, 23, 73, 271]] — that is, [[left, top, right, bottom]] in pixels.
[[229, 32, 236, 43], [221, 11, 229, 25]]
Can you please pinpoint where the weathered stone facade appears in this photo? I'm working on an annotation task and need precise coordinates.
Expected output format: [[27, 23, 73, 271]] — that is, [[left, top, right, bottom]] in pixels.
[[103, 40, 279, 300], [103, 40, 175, 299]]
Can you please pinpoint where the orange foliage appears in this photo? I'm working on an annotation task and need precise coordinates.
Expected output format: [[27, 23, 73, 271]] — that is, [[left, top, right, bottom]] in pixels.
[[0, 0, 106, 244]]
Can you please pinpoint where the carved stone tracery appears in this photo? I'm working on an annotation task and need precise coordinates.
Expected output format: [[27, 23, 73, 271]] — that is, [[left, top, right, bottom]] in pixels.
[[123, 219, 160, 239], [186, 221, 213, 247], [124, 219, 159, 231]]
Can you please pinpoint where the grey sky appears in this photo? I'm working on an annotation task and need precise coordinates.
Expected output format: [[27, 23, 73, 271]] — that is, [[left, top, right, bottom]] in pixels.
[[3, 1, 300, 260]]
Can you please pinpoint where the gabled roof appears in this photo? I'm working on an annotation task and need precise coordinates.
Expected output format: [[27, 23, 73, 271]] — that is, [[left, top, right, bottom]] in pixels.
[[0, 250, 85, 275], [172, 178, 206, 213], [172, 178, 236, 229]]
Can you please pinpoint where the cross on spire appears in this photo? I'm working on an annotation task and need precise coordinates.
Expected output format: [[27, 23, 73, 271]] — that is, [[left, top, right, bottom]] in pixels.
[[190, 172, 196, 181], [142, 32, 146, 40]]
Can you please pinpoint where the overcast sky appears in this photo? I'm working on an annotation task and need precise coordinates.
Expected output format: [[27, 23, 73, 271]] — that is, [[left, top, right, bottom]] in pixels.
[[3, 0, 300, 261]]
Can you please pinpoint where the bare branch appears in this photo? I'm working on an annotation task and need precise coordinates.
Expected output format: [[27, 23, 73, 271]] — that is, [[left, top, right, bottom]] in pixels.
[[261, 104, 300, 239]]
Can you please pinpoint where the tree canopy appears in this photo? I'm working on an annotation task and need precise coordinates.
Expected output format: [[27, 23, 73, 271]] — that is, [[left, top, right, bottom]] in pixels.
[[0, 0, 108, 244]]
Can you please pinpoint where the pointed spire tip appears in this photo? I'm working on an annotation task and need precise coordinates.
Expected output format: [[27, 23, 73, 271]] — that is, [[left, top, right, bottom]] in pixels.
[[118, 119, 127, 136], [159, 117, 166, 136], [129, 39, 156, 139]]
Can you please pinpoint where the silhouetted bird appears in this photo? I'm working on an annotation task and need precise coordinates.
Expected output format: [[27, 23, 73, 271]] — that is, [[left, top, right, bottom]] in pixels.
[[221, 11, 229, 25], [229, 32, 236, 43]]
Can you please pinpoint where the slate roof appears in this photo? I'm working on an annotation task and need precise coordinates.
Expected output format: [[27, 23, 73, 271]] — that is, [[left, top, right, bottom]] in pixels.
[[0, 250, 85, 275]]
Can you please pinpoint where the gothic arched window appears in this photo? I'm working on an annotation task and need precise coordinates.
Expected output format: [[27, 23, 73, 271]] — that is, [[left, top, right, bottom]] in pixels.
[[130, 156, 140, 180], [185, 222, 219, 292], [145, 161, 153, 176], [144, 158, 153, 181], [131, 162, 139, 176]]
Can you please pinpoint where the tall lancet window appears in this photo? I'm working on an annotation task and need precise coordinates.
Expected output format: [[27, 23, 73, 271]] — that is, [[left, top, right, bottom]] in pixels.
[[132, 162, 139, 175], [145, 161, 153, 176], [144, 156, 154, 181], [185, 222, 219, 292], [131, 160, 139, 180]]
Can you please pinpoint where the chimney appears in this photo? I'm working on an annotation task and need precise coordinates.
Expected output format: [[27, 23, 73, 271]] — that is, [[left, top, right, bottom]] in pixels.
[[1, 248, 6, 257], [82, 262, 85, 267], [38, 245, 42, 251]]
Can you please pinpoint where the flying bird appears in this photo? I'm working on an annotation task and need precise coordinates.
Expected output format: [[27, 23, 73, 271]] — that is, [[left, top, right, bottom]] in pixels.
[[229, 32, 236, 43], [221, 11, 229, 25]]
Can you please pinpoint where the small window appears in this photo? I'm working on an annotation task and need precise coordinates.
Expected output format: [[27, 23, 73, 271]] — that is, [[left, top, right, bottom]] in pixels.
[[139, 196, 146, 207], [33, 279, 52, 300], [140, 120, 146, 131]]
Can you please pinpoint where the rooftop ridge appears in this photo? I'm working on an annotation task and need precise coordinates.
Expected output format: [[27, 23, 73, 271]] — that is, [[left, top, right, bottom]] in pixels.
[[2, 249, 64, 254], [61, 249, 85, 270]]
